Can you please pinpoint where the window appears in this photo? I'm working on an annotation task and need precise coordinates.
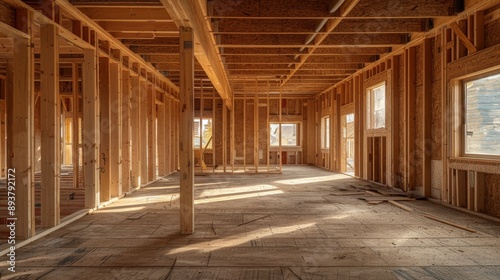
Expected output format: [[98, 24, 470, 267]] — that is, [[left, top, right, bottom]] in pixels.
[[321, 116, 330, 149], [366, 83, 386, 129], [464, 73, 500, 156], [194, 118, 212, 149], [270, 123, 298, 146]]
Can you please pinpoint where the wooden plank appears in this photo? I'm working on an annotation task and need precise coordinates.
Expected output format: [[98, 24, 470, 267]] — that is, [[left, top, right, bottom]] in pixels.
[[82, 48, 99, 209], [179, 27, 195, 234], [405, 47, 416, 191], [424, 214, 476, 233], [40, 24, 60, 227], [130, 75, 142, 187], [223, 97, 228, 173], [71, 63, 80, 188], [457, 170, 467, 208], [162, 0, 232, 109], [140, 80, 148, 184], [467, 171, 475, 211], [157, 96, 166, 176], [147, 84, 156, 181], [423, 39, 432, 197], [474, 172, 484, 212], [0, 98, 6, 178], [449, 22, 477, 53], [254, 83, 258, 173], [109, 62, 122, 197], [9, 33, 36, 239], [99, 56, 111, 202], [474, 11, 484, 51], [165, 94, 171, 174], [391, 57, 400, 188], [121, 69, 131, 192]]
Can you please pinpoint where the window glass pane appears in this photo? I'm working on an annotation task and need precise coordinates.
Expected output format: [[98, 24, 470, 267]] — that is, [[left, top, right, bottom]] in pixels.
[[366, 84, 385, 129], [465, 73, 500, 156], [270, 123, 280, 146], [194, 118, 212, 149], [270, 123, 298, 146]]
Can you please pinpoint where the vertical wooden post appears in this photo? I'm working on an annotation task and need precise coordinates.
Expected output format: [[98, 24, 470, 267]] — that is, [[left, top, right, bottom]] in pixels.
[[109, 62, 122, 197], [254, 85, 259, 173], [405, 47, 416, 191], [148, 84, 156, 181], [423, 39, 432, 197], [8, 10, 35, 239], [82, 48, 99, 209], [121, 70, 131, 192], [391, 57, 400, 188], [72, 63, 80, 188], [0, 83, 6, 178], [99, 56, 111, 202], [222, 99, 227, 172], [130, 76, 142, 187], [140, 80, 148, 184], [157, 96, 166, 176], [179, 27, 194, 234], [165, 94, 171, 174], [230, 93, 235, 173], [474, 172, 484, 212], [40, 24, 60, 227]]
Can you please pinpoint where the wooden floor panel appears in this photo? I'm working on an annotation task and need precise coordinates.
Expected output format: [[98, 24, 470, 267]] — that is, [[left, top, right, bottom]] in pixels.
[[1, 166, 499, 279]]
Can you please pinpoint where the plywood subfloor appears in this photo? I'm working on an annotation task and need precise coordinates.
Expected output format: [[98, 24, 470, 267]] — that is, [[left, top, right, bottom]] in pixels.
[[1, 166, 500, 279]]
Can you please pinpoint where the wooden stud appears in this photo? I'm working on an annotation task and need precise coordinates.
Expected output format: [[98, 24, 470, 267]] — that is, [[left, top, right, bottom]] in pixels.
[[82, 48, 99, 209], [157, 96, 166, 176], [223, 99, 228, 173], [391, 57, 400, 188], [165, 94, 171, 174], [0, 84, 6, 178], [140, 80, 148, 184], [254, 81, 259, 173], [109, 62, 122, 198], [8, 34, 36, 239], [147, 84, 156, 181], [179, 27, 194, 234], [213, 88, 216, 173], [130, 75, 142, 187], [121, 69, 131, 192], [405, 47, 416, 191], [449, 22, 477, 54], [456, 170, 467, 207], [423, 39, 432, 197], [474, 172, 485, 212], [40, 24, 61, 227], [474, 11, 485, 51], [71, 63, 80, 188], [99, 57, 111, 202]]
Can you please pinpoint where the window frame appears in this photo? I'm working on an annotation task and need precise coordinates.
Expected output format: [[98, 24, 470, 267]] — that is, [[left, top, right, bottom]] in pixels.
[[457, 70, 500, 159], [194, 117, 213, 150], [321, 116, 330, 149], [365, 82, 386, 131], [269, 122, 301, 148]]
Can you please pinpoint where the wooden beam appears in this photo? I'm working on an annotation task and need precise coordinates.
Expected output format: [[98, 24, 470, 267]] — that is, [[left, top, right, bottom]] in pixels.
[[423, 39, 432, 197], [158, 96, 166, 176], [121, 69, 131, 192], [40, 24, 60, 227], [130, 75, 142, 187], [179, 27, 195, 234], [474, 172, 484, 212], [109, 62, 122, 197], [281, 0, 361, 85], [8, 34, 36, 239], [148, 84, 156, 182], [71, 63, 80, 189], [162, 0, 232, 109], [165, 94, 171, 173], [140, 80, 148, 183], [449, 22, 477, 53], [99, 57, 111, 202], [82, 48, 99, 209]]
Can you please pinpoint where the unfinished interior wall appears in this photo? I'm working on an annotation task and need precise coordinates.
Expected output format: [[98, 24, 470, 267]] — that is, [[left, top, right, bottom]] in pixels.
[[312, 3, 500, 218]]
